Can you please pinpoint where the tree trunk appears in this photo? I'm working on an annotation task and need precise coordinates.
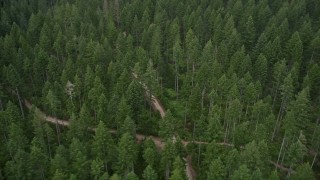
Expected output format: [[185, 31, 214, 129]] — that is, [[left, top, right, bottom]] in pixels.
[[2, 131, 14, 160], [232, 121, 236, 144], [310, 49, 314, 62], [209, 97, 213, 112], [103, 0, 108, 15], [192, 122, 196, 142], [224, 122, 229, 143], [114, 0, 120, 26], [93, 107, 97, 125], [238, 104, 243, 123], [40, 168, 45, 180], [276, 136, 286, 170], [201, 88, 205, 110], [187, 58, 190, 75], [245, 104, 249, 120], [287, 164, 293, 178], [198, 144, 201, 167], [0, 99, 3, 111], [311, 152, 318, 168], [165, 164, 170, 180], [311, 136, 320, 168], [176, 74, 179, 100], [280, 139, 290, 166], [55, 121, 61, 145], [272, 102, 283, 141], [224, 101, 228, 128], [184, 104, 187, 128], [272, 88, 278, 109], [311, 118, 319, 142], [192, 62, 195, 87], [46, 132, 52, 159], [16, 87, 25, 120]]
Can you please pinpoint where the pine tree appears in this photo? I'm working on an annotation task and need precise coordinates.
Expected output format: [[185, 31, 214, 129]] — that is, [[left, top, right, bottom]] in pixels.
[[119, 116, 136, 137], [117, 133, 138, 176], [126, 80, 144, 121], [271, 59, 286, 107], [159, 110, 175, 139], [231, 165, 252, 180], [290, 88, 311, 133], [53, 30, 64, 60], [185, 29, 200, 84], [286, 32, 303, 68], [97, 93, 108, 124], [207, 158, 226, 180], [240, 141, 264, 173], [272, 73, 294, 140], [4, 149, 29, 179], [127, 171, 139, 180], [170, 156, 185, 180], [50, 145, 68, 177], [29, 137, 49, 179], [206, 111, 222, 141], [115, 96, 131, 131], [161, 139, 177, 180], [253, 54, 268, 87], [92, 121, 116, 174], [243, 16, 256, 50], [69, 138, 90, 179], [52, 169, 68, 180], [291, 163, 315, 180], [4, 65, 24, 120], [91, 158, 108, 180], [142, 165, 158, 180], [268, 171, 280, 180], [88, 76, 105, 123]]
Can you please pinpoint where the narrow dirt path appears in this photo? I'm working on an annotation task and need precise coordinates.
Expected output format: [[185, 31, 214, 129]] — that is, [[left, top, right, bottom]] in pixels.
[[132, 73, 166, 118], [24, 99, 166, 148], [132, 73, 197, 179], [130, 74, 296, 176], [23, 74, 294, 178], [24, 98, 292, 175]]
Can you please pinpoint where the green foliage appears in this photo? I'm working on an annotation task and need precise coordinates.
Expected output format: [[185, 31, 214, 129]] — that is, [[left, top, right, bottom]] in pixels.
[[69, 138, 90, 179], [92, 121, 116, 172], [116, 133, 138, 176], [231, 165, 252, 180], [161, 139, 177, 178], [207, 158, 226, 180], [159, 110, 175, 139], [291, 163, 315, 180], [52, 169, 68, 180], [127, 171, 139, 180], [142, 165, 158, 180], [119, 116, 136, 137], [1, 0, 319, 179], [50, 145, 68, 177]]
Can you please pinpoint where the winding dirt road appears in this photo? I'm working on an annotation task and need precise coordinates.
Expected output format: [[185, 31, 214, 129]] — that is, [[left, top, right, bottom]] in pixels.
[[21, 73, 293, 178], [24, 99, 167, 148]]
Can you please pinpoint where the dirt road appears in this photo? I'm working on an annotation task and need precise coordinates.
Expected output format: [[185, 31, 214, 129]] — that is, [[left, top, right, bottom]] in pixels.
[[22, 74, 292, 178], [24, 99, 166, 147]]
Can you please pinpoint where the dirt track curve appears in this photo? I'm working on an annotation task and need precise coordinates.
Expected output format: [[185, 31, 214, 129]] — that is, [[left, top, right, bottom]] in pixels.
[[22, 73, 293, 178]]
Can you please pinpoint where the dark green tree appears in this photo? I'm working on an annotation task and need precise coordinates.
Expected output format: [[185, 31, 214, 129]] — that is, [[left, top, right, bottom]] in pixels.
[[92, 121, 116, 173], [116, 133, 138, 176], [291, 163, 315, 180], [231, 165, 252, 180], [69, 138, 90, 179], [142, 165, 158, 180], [207, 158, 226, 180]]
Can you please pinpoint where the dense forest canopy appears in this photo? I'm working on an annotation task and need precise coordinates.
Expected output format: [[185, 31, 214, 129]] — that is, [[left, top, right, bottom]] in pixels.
[[0, 0, 320, 179]]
